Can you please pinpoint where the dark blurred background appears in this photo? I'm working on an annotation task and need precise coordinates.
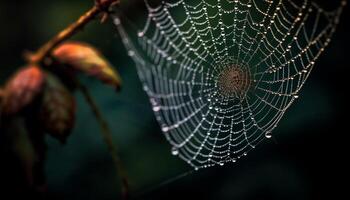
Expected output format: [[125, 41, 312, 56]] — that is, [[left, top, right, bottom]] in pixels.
[[0, 0, 349, 200]]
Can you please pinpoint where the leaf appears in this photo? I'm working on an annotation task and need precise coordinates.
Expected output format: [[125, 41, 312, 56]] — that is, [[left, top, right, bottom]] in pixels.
[[39, 73, 76, 143], [53, 41, 122, 90], [2, 66, 46, 115], [10, 117, 37, 187]]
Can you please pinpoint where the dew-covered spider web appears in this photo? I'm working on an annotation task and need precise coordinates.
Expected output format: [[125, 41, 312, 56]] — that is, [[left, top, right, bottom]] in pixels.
[[113, 0, 345, 169]]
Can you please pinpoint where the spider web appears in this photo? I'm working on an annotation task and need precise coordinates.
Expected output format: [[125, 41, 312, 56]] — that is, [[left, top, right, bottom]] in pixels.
[[113, 0, 345, 169]]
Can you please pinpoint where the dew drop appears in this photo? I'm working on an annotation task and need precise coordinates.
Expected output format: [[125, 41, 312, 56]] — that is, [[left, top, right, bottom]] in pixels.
[[153, 105, 161, 112], [137, 32, 144, 37], [150, 98, 157, 106], [219, 162, 224, 166], [143, 85, 149, 92], [113, 18, 121, 25], [243, 152, 247, 156], [265, 131, 272, 139], [128, 50, 135, 57], [162, 126, 169, 132], [171, 147, 179, 155]]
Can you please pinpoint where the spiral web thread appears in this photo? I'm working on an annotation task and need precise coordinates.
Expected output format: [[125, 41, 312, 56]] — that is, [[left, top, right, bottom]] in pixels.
[[114, 0, 345, 169]]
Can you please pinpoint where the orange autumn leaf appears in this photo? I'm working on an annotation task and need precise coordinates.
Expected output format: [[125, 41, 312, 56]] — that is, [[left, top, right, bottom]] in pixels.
[[2, 66, 46, 115], [53, 42, 122, 90], [40, 74, 76, 143]]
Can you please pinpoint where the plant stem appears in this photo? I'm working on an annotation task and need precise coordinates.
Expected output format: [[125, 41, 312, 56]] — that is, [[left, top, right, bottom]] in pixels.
[[28, 0, 120, 64], [78, 82, 129, 200]]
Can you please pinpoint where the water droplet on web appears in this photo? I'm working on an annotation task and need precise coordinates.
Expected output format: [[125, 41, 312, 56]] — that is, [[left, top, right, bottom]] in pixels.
[[162, 126, 169, 132], [113, 17, 120, 25], [243, 152, 247, 156], [219, 162, 224, 166], [153, 106, 161, 112], [128, 50, 135, 57], [171, 147, 179, 155], [138, 32, 144, 37], [143, 85, 149, 92], [265, 131, 272, 139], [150, 98, 157, 105]]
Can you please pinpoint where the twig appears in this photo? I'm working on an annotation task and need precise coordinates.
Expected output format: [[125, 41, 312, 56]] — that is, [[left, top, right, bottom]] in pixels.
[[78, 82, 129, 200], [27, 0, 120, 64]]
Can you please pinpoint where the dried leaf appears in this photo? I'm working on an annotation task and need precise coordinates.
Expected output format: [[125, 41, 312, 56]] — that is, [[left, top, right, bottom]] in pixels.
[[53, 42, 122, 90], [10, 117, 37, 187], [2, 66, 46, 115], [40, 73, 76, 143]]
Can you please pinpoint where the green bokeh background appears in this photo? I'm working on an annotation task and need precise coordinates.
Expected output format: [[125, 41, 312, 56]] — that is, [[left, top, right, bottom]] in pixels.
[[0, 0, 349, 199]]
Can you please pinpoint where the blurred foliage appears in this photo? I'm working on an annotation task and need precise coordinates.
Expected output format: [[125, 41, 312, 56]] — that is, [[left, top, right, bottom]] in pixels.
[[0, 0, 349, 200]]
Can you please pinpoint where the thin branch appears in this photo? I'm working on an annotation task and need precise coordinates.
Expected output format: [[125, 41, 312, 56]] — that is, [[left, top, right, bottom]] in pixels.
[[27, 0, 120, 64], [78, 82, 129, 200]]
